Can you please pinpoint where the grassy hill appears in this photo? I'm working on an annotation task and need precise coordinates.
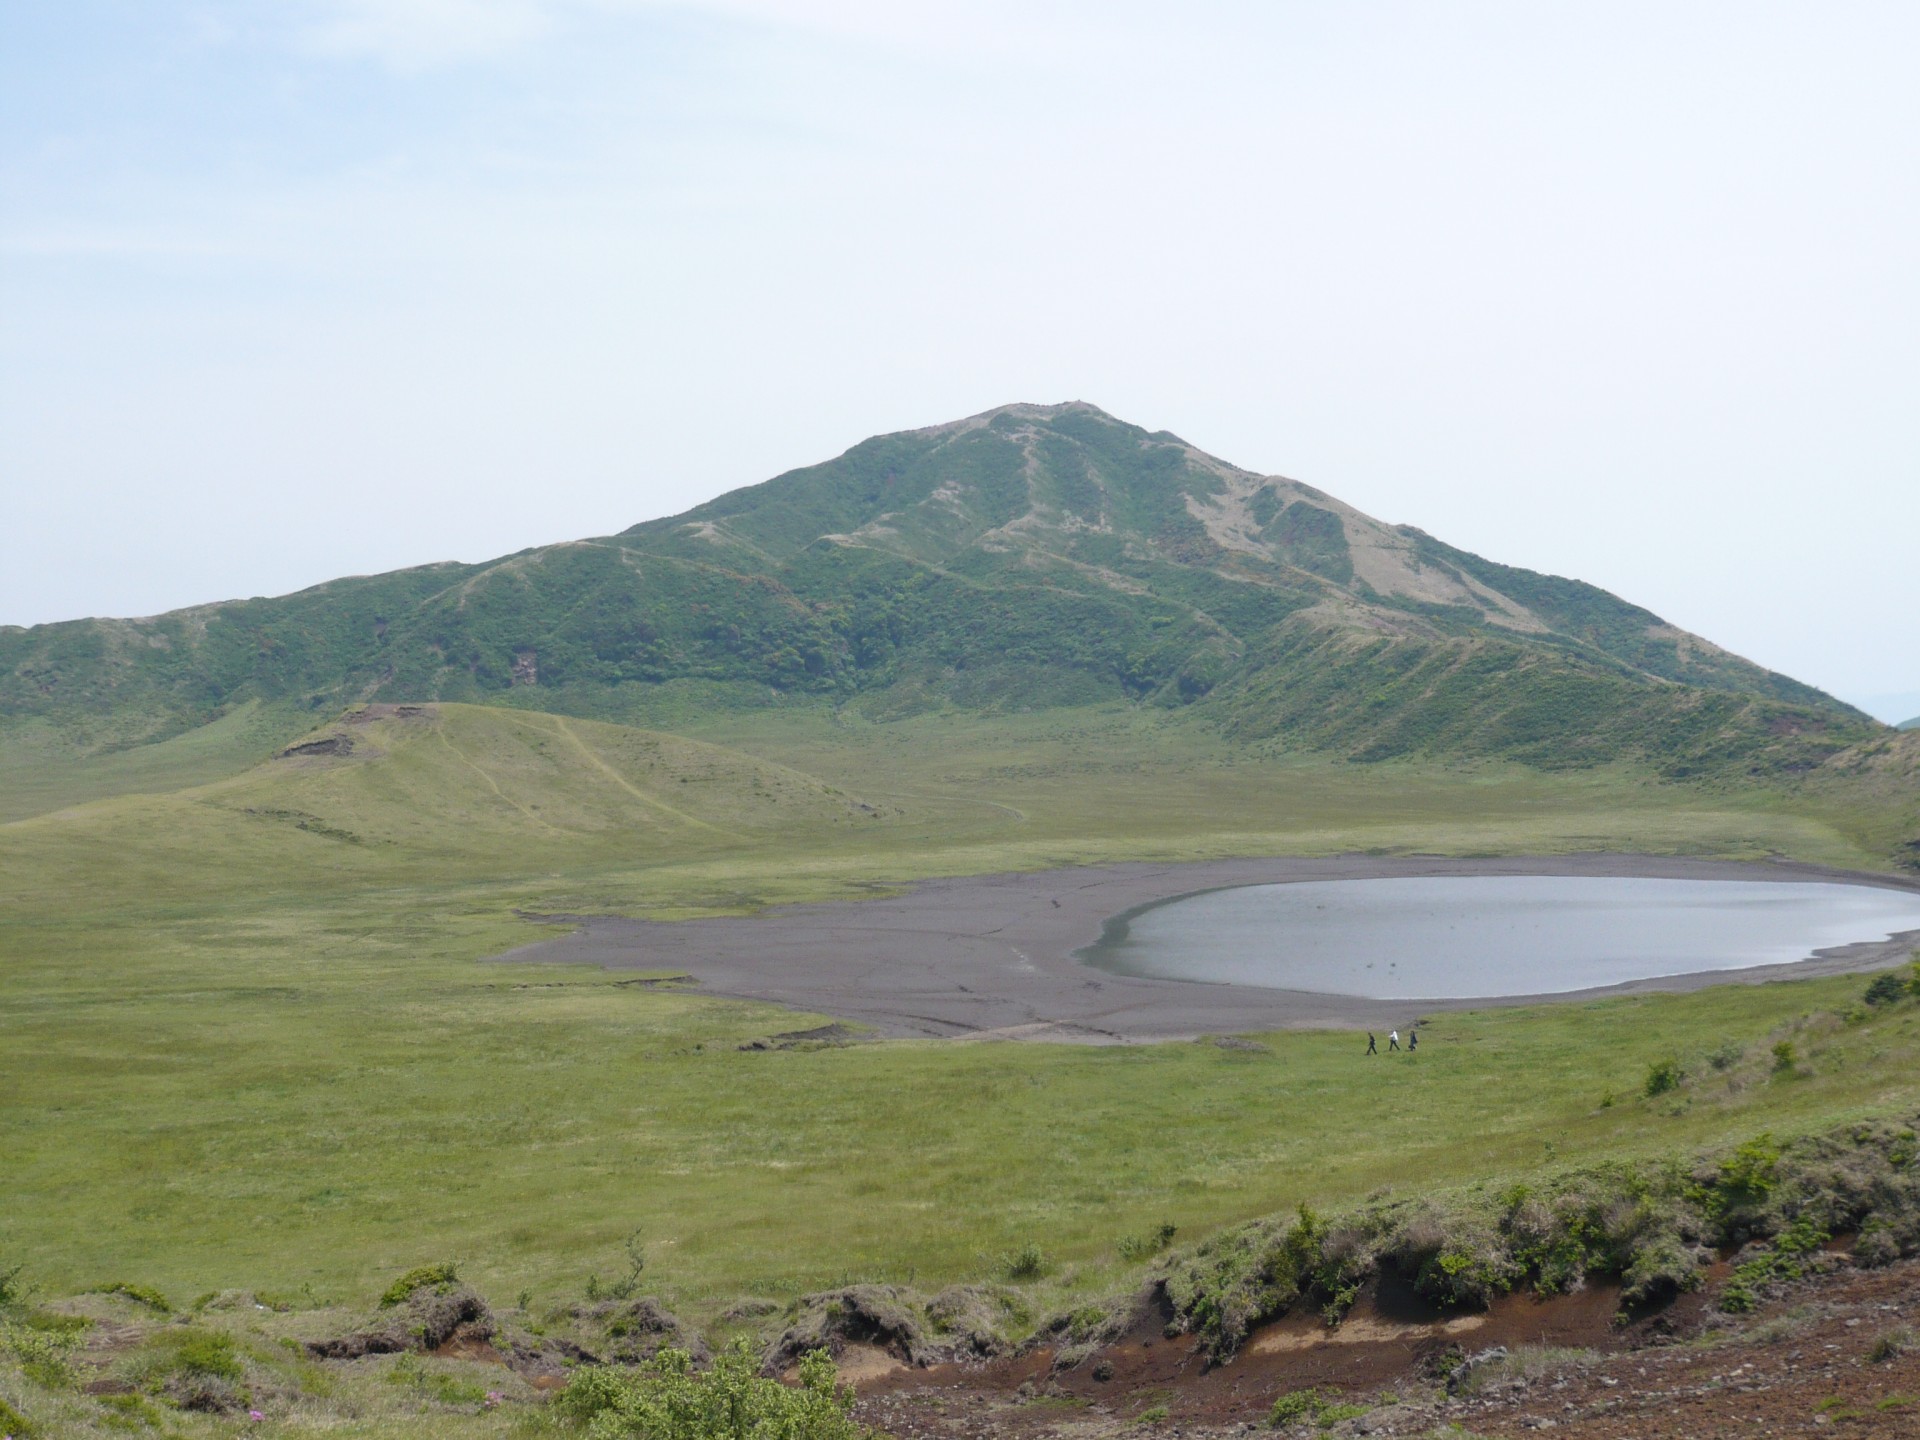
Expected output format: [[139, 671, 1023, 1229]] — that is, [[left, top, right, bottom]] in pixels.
[[0, 403, 1882, 785], [208, 703, 894, 853], [0, 704, 915, 909]]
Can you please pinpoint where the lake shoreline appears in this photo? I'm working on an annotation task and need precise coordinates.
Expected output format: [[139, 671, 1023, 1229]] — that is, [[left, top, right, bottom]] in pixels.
[[497, 853, 1920, 1041]]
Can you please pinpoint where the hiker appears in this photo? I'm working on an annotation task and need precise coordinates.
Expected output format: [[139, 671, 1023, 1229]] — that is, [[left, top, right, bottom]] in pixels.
[[1408, 1029, 1418, 1053], [1388, 1029, 1400, 1051], [1366, 1032, 1377, 1055]]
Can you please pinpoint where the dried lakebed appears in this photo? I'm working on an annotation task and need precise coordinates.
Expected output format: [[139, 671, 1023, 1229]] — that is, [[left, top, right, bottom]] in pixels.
[[499, 855, 1920, 1041]]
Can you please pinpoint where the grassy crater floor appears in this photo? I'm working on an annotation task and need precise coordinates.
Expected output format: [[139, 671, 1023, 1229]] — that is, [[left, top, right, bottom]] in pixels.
[[2, 701, 1918, 1438]]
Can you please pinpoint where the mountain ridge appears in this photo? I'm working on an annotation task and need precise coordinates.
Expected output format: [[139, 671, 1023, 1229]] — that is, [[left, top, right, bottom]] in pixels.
[[0, 402, 1881, 777]]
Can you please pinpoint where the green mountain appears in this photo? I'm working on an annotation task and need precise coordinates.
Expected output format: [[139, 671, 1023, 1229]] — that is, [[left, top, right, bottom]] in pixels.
[[0, 402, 1879, 777], [1901, 716, 1919, 732]]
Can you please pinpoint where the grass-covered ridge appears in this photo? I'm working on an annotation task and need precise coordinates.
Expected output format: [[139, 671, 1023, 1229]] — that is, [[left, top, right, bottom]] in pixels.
[[0, 403, 1884, 781]]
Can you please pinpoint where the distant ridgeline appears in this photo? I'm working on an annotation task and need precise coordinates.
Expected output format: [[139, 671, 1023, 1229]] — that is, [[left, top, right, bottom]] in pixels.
[[0, 403, 1881, 776]]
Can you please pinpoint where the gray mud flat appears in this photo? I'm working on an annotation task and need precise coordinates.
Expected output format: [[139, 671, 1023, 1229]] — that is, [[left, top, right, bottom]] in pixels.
[[494, 855, 1920, 1042]]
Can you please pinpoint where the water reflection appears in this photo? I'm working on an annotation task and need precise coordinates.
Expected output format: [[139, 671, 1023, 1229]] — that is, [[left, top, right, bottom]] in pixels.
[[1081, 877, 1920, 999]]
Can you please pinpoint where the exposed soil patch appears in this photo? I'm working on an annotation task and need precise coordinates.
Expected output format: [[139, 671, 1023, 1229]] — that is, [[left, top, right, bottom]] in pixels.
[[497, 855, 1920, 1041], [308, 1283, 492, 1359], [279, 735, 353, 758], [848, 1250, 1920, 1438], [740, 1022, 864, 1051]]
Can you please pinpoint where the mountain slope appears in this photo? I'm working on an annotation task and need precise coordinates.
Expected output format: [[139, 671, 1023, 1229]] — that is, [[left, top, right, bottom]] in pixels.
[[0, 403, 1879, 777]]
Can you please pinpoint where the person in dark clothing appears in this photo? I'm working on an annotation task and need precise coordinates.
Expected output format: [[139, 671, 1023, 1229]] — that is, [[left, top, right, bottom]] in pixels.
[[1366, 1033, 1377, 1055], [1408, 1030, 1418, 1053]]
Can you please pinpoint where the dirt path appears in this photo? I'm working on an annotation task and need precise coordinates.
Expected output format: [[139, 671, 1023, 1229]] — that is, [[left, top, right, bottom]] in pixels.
[[496, 854, 1920, 1040]]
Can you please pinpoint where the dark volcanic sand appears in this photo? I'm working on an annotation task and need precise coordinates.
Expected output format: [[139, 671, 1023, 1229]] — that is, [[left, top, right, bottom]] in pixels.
[[496, 855, 1920, 1041]]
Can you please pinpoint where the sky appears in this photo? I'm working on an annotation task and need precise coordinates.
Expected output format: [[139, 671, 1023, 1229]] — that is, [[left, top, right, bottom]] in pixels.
[[2, 2, 1916, 720]]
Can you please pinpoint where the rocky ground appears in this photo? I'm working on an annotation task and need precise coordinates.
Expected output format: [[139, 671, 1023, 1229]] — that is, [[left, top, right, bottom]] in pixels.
[[850, 1252, 1920, 1438]]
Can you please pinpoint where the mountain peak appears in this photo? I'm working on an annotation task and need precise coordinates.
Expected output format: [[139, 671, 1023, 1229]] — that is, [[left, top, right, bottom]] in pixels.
[[0, 404, 1874, 779]]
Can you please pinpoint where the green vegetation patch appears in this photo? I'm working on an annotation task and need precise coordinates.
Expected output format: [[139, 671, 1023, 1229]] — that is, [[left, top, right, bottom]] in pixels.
[[1160, 1115, 1920, 1360], [557, 1340, 864, 1439], [380, 1263, 462, 1308]]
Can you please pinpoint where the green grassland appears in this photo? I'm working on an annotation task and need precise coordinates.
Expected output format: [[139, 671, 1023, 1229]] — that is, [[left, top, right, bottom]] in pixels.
[[3, 699, 1919, 1437], [4, 700, 1914, 1315]]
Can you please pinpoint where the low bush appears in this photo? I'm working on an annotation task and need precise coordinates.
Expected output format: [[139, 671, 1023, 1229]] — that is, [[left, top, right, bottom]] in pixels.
[[1706, 1041, 1746, 1071], [0, 1394, 38, 1439], [1153, 1115, 1920, 1359], [0, 1318, 82, 1388], [1117, 1224, 1178, 1263], [557, 1339, 865, 1438], [1267, 1386, 1367, 1428], [1864, 970, 1912, 1007], [379, 1263, 460, 1308], [1869, 1325, 1916, 1364], [1719, 1214, 1831, 1314], [586, 1230, 648, 1303], [128, 1326, 252, 1414], [1001, 1243, 1046, 1281], [1644, 1057, 1684, 1097]]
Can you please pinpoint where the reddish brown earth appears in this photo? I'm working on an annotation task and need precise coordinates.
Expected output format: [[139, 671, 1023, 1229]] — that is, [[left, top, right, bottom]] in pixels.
[[847, 1254, 1920, 1438]]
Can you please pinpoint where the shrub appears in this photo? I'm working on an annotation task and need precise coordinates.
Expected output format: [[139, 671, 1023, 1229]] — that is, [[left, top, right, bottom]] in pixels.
[[0, 1319, 82, 1388], [1418, 1243, 1516, 1309], [1268, 1388, 1322, 1423], [1720, 1214, 1829, 1313], [156, 1329, 245, 1383], [1706, 1041, 1746, 1071], [557, 1338, 865, 1438], [587, 1230, 648, 1303], [1001, 1243, 1045, 1281], [1118, 1224, 1178, 1262], [1869, 1326, 1916, 1364], [1644, 1057, 1684, 1097], [1864, 971, 1910, 1007], [0, 1395, 37, 1439], [1266, 1387, 1366, 1428], [1771, 1041, 1798, 1073], [1620, 1233, 1702, 1307], [0, 1261, 24, 1306], [379, 1263, 460, 1308], [1716, 1135, 1781, 1209]]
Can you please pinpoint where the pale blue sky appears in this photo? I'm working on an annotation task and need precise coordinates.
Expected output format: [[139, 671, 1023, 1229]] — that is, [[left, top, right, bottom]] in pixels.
[[2, 2, 1916, 715]]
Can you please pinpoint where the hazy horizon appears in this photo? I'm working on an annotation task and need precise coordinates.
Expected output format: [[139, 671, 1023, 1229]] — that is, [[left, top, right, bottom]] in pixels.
[[4, 3, 1915, 708]]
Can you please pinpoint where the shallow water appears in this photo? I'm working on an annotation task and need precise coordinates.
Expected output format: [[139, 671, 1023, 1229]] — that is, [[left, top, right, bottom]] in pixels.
[[1081, 876, 1920, 999]]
